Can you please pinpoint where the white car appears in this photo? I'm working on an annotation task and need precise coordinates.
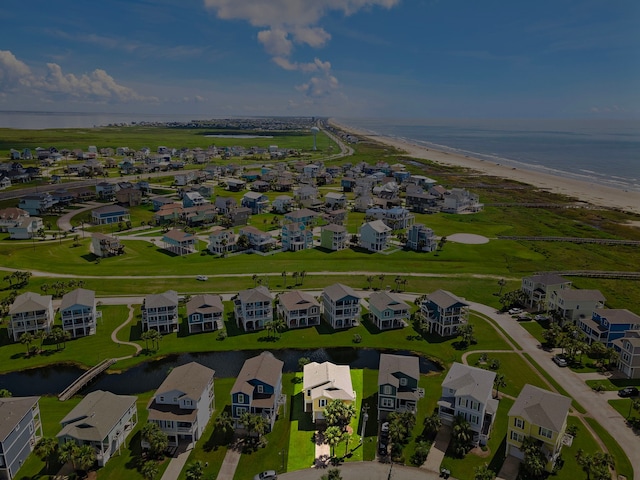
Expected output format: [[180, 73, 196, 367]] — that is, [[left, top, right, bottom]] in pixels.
[[196, 275, 208, 281], [253, 471, 277, 480], [534, 314, 549, 321], [508, 308, 523, 315]]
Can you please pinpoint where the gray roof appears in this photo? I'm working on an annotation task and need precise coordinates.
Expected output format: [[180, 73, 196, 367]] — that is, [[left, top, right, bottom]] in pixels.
[[60, 288, 95, 310], [363, 219, 391, 233], [323, 283, 360, 302], [286, 208, 317, 219], [163, 229, 194, 242], [231, 351, 284, 396], [144, 290, 179, 308], [58, 391, 136, 442], [369, 291, 409, 313], [597, 309, 640, 325], [237, 286, 272, 304], [0, 396, 40, 441], [279, 290, 319, 311], [243, 191, 266, 200], [378, 354, 419, 387], [442, 362, 495, 403], [9, 292, 52, 315], [93, 204, 127, 214], [156, 362, 215, 399], [526, 273, 569, 286], [187, 294, 223, 316], [322, 223, 346, 233], [427, 290, 468, 309], [555, 289, 605, 302], [508, 384, 571, 433]]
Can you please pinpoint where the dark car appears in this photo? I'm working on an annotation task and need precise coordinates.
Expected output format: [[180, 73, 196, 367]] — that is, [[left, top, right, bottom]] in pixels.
[[618, 387, 639, 398]]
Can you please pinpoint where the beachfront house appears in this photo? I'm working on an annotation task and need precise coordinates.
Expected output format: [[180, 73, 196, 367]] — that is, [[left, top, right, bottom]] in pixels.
[[146, 362, 215, 447], [281, 222, 314, 251], [359, 220, 392, 252], [320, 224, 347, 251], [321, 283, 361, 329], [578, 309, 640, 347], [377, 354, 421, 419], [91, 205, 130, 225], [506, 385, 571, 472], [91, 232, 124, 257], [141, 290, 179, 333], [368, 291, 410, 330], [231, 351, 284, 432], [57, 391, 137, 467], [0, 396, 42, 480], [547, 289, 606, 325], [303, 361, 355, 423], [8, 292, 54, 342], [277, 290, 321, 329], [186, 294, 224, 334], [616, 330, 640, 379], [406, 224, 437, 252], [438, 362, 498, 445], [60, 288, 101, 339], [233, 286, 273, 331], [420, 290, 469, 337], [521, 273, 572, 311]]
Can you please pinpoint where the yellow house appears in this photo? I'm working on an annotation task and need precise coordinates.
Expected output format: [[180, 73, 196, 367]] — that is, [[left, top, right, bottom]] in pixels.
[[507, 384, 572, 471], [303, 361, 355, 423]]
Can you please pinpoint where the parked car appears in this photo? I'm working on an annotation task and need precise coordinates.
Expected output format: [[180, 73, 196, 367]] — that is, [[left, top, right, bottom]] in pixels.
[[534, 314, 549, 321], [552, 355, 568, 367], [196, 275, 208, 281], [618, 386, 639, 398], [253, 471, 277, 480], [508, 307, 523, 315], [517, 313, 530, 321], [379, 422, 389, 456]]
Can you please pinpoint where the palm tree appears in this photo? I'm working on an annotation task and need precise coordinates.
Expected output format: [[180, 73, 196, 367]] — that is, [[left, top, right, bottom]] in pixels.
[[215, 411, 234, 434], [19, 332, 34, 355], [75, 444, 96, 473], [282, 270, 287, 287], [324, 426, 343, 458], [252, 274, 258, 287], [366, 275, 374, 289], [497, 278, 507, 296], [321, 468, 343, 480], [185, 460, 205, 480], [0, 389, 12, 398], [272, 316, 287, 339], [493, 373, 507, 399], [141, 422, 169, 458], [342, 432, 352, 456], [423, 412, 442, 437], [377, 274, 385, 289], [141, 459, 159, 480], [451, 415, 472, 458], [474, 463, 496, 480], [58, 441, 78, 470], [300, 270, 306, 285], [34, 437, 58, 472], [35, 329, 47, 352]]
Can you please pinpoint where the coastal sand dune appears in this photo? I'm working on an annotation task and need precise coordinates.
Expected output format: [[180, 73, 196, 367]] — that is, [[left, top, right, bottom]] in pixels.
[[330, 120, 640, 216]]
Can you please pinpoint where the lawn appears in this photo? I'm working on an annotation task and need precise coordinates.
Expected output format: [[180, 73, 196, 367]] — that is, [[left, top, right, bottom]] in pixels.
[[465, 352, 552, 398], [0, 305, 136, 373]]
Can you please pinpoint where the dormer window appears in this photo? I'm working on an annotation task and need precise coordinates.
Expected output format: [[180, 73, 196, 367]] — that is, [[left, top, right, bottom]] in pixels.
[[399, 378, 408, 387], [257, 385, 264, 394]]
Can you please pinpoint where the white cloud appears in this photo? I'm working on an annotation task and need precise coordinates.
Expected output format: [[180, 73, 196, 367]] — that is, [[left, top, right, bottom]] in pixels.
[[204, 0, 400, 97], [0, 50, 156, 104]]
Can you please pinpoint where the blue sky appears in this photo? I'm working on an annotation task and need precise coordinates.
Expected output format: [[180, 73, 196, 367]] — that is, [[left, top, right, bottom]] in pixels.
[[0, 0, 638, 118]]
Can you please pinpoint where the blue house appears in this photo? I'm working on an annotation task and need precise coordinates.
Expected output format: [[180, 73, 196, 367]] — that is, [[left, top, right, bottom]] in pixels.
[[406, 224, 437, 252], [241, 191, 269, 214], [378, 354, 420, 419], [231, 351, 284, 431], [578, 309, 640, 347], [18, 193, 56, 215], [91, 205, 130, 225], [0, 396, 42, 480]]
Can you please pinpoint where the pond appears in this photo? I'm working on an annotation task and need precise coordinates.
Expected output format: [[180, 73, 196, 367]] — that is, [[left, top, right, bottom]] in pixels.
[[0, 348, 440, 397]]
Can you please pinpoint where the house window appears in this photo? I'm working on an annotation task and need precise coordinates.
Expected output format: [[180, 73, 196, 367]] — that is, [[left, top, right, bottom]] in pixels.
[[399, 378, 408, 387], [539, 427, 553, 439], [510, 431, 524, 443], [383, 385, 392, 395], [319, 399, 327, 408], [237, 394, 245, 404], [257, 385, 264, 394], [514, 418, 524, 429], [381, 398, 394, 408]]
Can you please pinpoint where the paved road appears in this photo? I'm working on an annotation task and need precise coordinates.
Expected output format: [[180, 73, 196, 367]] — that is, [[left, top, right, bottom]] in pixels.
[[279, 461, 450, 480], [469, 302, 640, 477]]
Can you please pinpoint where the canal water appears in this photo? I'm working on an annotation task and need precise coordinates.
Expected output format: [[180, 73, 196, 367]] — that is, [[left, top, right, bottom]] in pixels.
[[0, 348, 440, 396]]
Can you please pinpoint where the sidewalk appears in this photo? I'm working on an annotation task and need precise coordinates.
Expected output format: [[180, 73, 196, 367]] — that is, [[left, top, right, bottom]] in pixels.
[[160, 443, 192, 480]]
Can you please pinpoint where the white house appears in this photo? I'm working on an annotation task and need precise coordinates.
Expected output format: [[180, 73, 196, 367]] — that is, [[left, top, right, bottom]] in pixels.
[[60, 288, 101, 338], [234, 286, 273, 331], [359, 220, 391, 252], [438, 362, 498, 445], [57, 391, 137, 467], [146, 362, 215, 447], [277, 290, 321, 329], [8, 292, 54, 342], [368, 291, 410, 330]]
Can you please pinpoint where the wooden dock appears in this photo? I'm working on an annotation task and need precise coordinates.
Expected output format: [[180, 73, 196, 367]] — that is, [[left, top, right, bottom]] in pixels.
[[58, 358, 116, 401]]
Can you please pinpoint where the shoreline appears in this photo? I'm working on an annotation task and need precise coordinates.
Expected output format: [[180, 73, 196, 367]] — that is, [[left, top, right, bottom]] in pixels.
[[329, 119, 640, 216]]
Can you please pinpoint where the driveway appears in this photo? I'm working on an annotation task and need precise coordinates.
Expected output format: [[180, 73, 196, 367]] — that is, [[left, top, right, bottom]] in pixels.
[[469, 302, 640, 476], [279, 461, 452, 480]]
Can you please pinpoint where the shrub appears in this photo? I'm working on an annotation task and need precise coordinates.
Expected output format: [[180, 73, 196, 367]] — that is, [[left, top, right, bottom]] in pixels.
[[352, 334, 362, 343]]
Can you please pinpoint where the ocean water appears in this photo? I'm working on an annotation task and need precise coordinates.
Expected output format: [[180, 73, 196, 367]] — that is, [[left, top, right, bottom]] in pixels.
[[337, 118, 640, 193]]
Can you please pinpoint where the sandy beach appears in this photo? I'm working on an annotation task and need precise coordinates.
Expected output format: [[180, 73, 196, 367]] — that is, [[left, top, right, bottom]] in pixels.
[[330, 120, 640, 216]]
